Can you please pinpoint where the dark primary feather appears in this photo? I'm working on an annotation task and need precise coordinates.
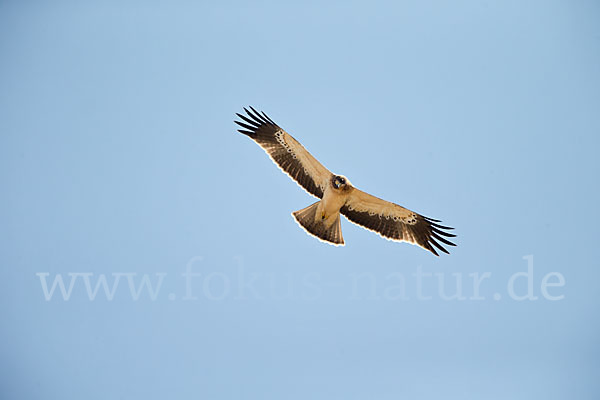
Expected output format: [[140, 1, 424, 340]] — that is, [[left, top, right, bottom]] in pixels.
[[340, 207, 456, 256], [234, 107, 325, 198]]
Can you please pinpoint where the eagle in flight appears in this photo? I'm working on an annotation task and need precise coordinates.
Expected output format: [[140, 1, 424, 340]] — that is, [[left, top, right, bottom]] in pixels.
[[235, 107, 456, 256]]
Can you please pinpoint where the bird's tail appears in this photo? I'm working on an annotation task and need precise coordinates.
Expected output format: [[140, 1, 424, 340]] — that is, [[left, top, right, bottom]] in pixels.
[[292, 201, 344, 246]]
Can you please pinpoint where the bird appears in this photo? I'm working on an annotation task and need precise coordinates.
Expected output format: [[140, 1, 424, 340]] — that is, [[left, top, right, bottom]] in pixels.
[[235, 107, 456, 256]]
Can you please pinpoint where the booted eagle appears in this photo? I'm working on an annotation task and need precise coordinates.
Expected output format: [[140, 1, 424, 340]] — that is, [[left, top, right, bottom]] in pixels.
[[235, 107, 456, 256]]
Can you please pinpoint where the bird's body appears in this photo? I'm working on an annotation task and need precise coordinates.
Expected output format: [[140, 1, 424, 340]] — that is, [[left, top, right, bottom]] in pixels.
[[235, 107, 456, 256], [293, 175, 351, 245], [318, 176, 351, 224]]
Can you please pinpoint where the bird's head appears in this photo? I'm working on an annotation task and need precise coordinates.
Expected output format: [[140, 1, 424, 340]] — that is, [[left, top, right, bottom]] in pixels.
[[332, 175, 350, 190]]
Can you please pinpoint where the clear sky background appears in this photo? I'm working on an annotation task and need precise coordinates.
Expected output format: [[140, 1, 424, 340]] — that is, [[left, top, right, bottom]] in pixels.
[[1, 1, 599, 399]]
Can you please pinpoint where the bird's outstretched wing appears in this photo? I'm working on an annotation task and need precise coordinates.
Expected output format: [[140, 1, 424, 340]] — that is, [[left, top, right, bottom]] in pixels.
[[341, 188, 456, 256], [235, 107, 332, 198]]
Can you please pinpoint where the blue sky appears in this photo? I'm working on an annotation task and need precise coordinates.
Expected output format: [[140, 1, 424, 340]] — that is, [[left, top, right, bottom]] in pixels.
[[1, 1, 599, 399]]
